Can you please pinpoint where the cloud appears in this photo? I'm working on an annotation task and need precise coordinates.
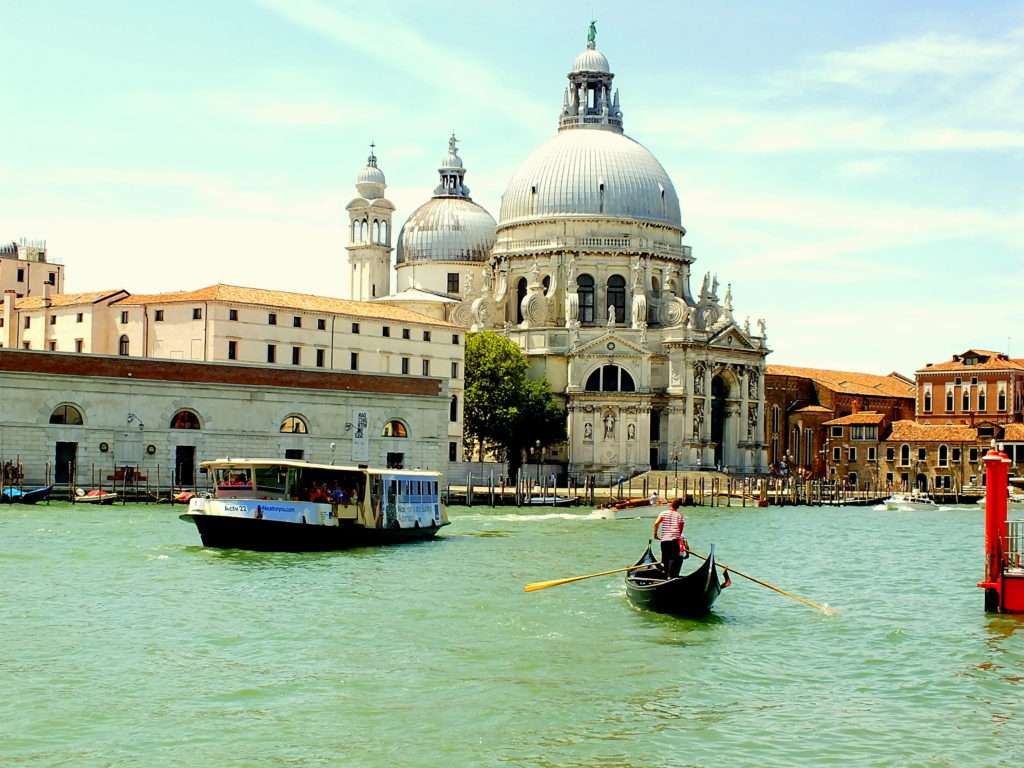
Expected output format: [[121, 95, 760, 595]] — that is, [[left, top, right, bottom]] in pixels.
[[836, 158, 894, 178]]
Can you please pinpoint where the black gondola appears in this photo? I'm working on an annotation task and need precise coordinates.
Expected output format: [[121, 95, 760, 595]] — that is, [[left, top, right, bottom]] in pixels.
[[625, 543, 722, 616]]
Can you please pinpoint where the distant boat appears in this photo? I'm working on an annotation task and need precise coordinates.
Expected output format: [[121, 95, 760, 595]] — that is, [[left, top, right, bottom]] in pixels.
[[1, 485, 52, 504], [883, 492, 937, 510], [74, 488, 118, 505], [596, 494, 662, 519], [625, 543, 722, 616], [525, 495, 580, 507]]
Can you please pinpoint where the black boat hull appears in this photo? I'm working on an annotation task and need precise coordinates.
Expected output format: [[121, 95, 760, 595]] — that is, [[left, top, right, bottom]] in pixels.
[[2, 486, 52, 504], [625, 543, 722, 616], [180, 512, 445, 552]]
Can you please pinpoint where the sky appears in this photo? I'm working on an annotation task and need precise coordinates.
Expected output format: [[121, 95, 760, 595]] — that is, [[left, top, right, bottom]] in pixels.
[[2, 0, 1022, 375]]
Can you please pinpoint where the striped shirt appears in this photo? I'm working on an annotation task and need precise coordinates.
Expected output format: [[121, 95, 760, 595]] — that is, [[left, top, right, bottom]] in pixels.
[[656, 509, 684, 540]]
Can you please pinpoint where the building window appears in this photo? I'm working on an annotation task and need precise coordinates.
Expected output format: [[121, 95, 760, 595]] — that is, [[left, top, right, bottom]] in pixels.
[[267, 344, 276, 363], [962, 388, 970, 411], [923, 383, 932, 413], [423, 331, 431, 342], [918, 447, 927, 462], [832, 446, 841, 462], [606, 275, 626, 324], [48, 272, 56, 285], [577, 274, 595, 323], [351, 322, 360, 334], [350, 352, 358, 370], [280, 415, 308, 434], [450, 395, 458, 423], [77, 312, 84, 323], [294, 316, 302, 328], [952, 447, 961, 463], [48, 341, 56, 351], [848, 447, 857, 462], [945, 385, 954, 412], [49, 315, 56, 325], [193, 307, 202, 320], [886, 446, 896, 461], [49, 403, 84, 425], [24, 316, 30, 329], [451, 361, 459, 379], [383, 326, 390, 337], [22, 341, 29, 349], [585, 365, 636, 393], [449, 442, 458, 462], [75, 339, 83, 353], [170, 409, 201, 429], [292, 346, 301, 365], [153, 310, 162, 322], [422, 359, 430, 377], [900, 445, 910, 466], [998, 383, 1007, 411], [117, 310, 127, 324], [268, 313, 277, 325], [118, 335, 129, 356], [969, 447, 979, 463], [402, 328, 410, 340], [979, 387, 987, 410], [16, 268, 24, 282], [229, 309, 238, 321], [317, 318, 326, 331], [868, 447, 876, 462], [227, 340, 237, 360], [452, 334, 459, 345], [316, 349, 325, 368], [938, 445, 948, 466], [401, 357, 409, 375], [830, 426, 843, 438], [515, 277, 527, 324], [447, 273, 459, 294], [383, 420, 408, 438], [848, 472, 858, 487]]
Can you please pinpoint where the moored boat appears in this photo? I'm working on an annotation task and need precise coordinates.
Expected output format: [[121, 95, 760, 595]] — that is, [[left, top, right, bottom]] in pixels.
[[625, 543, 722, 616], [179, 458, 449, 551], [525, 495, 580, 507], [1, 485, 52, 504], [74, 488, 118, 505], [883, 492, 937, 510]]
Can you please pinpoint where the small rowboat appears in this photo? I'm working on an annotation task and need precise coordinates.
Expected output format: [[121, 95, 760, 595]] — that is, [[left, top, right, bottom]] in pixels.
[[173, 491, 197, 504], [625, 543, 722, 616], [1, 485, 52, 504], [74, 488, 118, 505]]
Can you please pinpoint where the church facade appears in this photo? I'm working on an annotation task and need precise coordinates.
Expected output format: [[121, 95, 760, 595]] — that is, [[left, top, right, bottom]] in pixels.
[[350, 30, 770, 475]]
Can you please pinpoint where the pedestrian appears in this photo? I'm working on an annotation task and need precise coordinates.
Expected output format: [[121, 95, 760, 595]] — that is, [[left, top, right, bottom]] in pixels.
[[652, 498, 686, 577]]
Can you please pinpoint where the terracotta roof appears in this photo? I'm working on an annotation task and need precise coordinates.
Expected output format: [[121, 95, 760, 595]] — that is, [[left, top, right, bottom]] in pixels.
[[887, 420, 977, 442], [115, 284, 457, 328], [14, 289, 127, 310], [823, 411, 885, 426], [792, 404, 832, 414], [917, 350, 1024, 373], [1003, 424, 1024, 441], [767, 364, 916, 399]]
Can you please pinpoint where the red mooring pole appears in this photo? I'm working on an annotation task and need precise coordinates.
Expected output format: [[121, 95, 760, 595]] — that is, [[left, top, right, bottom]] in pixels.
[[979, 447, 1010, 612]]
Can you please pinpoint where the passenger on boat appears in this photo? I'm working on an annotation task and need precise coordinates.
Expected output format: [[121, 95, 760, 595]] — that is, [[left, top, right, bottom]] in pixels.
[[653, 500, 686, 577]]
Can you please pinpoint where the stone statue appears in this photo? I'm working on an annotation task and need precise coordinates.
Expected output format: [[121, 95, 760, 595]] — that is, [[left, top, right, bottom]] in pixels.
[[481, 266, 492, 293], [448, 133, 458, 155], [747, 404, 758, 439], [603, 411, 616, 439], [747, 368, 759, 399], [627, 423, 636, 441], [607, 304, 616, 328], [711, 274, 720, 298], [631, 257, 643, 291], [757, 318, 767, 337], [565, 256, 576, 288], [693, 360, 707, 395], [584, 422, 593, 441], [744, 316, 751, 335], [693, 408, 704, 439], [587, 20, 597, 46]]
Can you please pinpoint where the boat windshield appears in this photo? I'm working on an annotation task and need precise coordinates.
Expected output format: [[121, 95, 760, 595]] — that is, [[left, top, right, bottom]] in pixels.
[[214, 467, 253, 490]]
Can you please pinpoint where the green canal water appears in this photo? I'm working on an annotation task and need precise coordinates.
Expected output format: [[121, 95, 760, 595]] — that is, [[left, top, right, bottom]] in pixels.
[[2, 502, 1023, 767]]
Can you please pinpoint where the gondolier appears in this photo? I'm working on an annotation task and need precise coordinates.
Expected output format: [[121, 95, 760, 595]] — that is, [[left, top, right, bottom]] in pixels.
[[652, 499, 686, 577]]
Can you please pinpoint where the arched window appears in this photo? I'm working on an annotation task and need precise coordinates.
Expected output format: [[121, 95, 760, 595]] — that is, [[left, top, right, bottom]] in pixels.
[[383, 420, 408, 438], [805, 428, 813, 468], [170, 410, 201, 430], [449, 395, 458, 423], [280, 415, 308, 434], [350, 220, 356, 243], [938, 444, 948, 467], [381, 220, 388, 243], [542, 275, 550, 294], [577, 274, 595, 324], [651, 276, 661, 297], [585, 365, 636, 393], [606, 275, 626, 323], [373, 220, 380, 243], [900, 444, 911, 466], [516, 277, 527, 324], [792, 426, 801, 465], [362, 218, 368, 241], [49, 403, 83, 425], [118, 335, 129, 356]]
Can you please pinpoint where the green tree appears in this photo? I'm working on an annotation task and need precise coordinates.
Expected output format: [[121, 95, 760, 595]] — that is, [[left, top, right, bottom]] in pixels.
[[464, 331, 567, 481]]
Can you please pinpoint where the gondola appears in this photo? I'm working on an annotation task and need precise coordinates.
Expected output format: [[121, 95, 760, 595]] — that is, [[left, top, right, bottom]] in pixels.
[[1, 485, 52, 504], [625, 542, 722, 616]]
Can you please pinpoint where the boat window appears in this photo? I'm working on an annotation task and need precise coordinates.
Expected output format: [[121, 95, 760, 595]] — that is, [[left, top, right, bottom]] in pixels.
[[254, 465, 288, 496], [215, 467, 252, 489]]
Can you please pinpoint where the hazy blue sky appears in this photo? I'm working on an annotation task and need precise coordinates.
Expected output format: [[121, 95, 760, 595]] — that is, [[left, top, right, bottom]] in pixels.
[[2, 1, 1022, 373]]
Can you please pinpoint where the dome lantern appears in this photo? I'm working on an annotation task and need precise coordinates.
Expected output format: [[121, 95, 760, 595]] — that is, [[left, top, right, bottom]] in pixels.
[[560, 20, 622, 133]]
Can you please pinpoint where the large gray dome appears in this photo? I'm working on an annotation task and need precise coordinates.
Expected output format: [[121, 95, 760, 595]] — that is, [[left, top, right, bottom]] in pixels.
[[498, 129, 682, 231], [396, 197, 496, 264]]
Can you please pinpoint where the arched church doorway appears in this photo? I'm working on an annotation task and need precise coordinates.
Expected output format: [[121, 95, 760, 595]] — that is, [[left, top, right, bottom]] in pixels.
[[711, 376, 728, 468]]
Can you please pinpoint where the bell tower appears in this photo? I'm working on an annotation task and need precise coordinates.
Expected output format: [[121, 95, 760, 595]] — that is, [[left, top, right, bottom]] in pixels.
[[344, 144, 395, 300]]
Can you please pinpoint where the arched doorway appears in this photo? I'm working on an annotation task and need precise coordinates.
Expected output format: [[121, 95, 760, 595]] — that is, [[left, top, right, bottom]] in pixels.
[[711, 376, 728, 467]]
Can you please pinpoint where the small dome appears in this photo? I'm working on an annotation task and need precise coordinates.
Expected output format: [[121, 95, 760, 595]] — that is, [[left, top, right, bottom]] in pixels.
[[357, 164, 385, 186], [572, 47, 609, 74], [355, 145, 386, 199], [397, 198, 497, 265]]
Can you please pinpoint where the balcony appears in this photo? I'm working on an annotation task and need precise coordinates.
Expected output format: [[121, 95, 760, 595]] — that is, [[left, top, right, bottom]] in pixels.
[[493, 235, 692, 262]]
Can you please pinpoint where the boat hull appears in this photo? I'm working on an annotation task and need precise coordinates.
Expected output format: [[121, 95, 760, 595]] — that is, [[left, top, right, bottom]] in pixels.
[[180, 512, 445, 552], [2, 486, 52, 504], [625, 544, 722, 616]]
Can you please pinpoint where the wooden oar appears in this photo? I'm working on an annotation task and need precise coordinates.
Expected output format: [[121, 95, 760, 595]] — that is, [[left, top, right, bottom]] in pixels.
[[686, 548, 835, 615], [523, 562, 655, 592]]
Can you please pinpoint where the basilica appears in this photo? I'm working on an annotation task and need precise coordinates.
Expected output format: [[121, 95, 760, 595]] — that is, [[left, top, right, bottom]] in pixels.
[[345, 30, 770, 475]]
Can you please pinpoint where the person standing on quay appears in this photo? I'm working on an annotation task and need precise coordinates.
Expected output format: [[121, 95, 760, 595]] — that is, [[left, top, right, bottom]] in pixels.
[[653, 499, 686, 577]]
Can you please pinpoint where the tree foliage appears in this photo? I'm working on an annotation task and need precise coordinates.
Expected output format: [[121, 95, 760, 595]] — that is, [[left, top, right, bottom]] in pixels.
[[464, 331, 567, 480]]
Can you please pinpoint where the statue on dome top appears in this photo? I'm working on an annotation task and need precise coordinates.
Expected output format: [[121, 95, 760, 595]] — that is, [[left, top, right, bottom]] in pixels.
[[587, 20, 597, 48]]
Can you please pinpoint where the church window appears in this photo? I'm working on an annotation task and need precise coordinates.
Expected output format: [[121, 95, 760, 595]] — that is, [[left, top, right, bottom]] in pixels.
[[450, 395, 458, 423], [381, 221, 388, 243], [50, 403, 84, 425], [280, 415, 308, 434], [516, 277, 527, 324], [585, 365, 635, 393], [170, 410, 201, 430], [383, 420, 408, 438], [577, 274, 595, 324], [447, 273, 459, 294], [373, 220, 380, 242], [606, 275, 626, 324]]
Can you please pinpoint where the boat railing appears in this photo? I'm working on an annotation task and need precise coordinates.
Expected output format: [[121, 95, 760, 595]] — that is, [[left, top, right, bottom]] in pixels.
[[1006, 521, 1024, 571]]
